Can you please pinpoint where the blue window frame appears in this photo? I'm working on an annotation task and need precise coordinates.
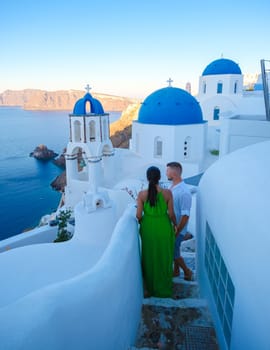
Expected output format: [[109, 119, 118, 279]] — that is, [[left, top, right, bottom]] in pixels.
[[205, 222, 235, 348], [234, 82, 237, 94], [213, 107, 220, 120], [217, 82, 223, 94]]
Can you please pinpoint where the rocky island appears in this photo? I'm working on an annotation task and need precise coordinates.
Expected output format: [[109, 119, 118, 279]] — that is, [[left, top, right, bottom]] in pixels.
[[30, 144, 58, 160]]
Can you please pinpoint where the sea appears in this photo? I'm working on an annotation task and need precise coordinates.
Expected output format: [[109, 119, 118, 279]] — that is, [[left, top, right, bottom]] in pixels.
[[0, 107, 121, 241]]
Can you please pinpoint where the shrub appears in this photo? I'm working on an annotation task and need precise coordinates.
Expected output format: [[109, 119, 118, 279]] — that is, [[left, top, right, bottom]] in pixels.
[[210, 149, 219, 156], [54, 208, 72, 243]]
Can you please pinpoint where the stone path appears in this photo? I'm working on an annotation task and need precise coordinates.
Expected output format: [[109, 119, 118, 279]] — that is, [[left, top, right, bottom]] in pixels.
[[132, 251, 220, 349]]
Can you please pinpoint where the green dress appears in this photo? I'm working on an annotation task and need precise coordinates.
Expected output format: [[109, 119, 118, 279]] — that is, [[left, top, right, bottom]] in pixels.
[[139, 191, 175, 298]]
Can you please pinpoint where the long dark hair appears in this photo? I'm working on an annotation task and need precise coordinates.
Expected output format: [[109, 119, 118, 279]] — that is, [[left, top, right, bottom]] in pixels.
[[146, 166, 161, 207]]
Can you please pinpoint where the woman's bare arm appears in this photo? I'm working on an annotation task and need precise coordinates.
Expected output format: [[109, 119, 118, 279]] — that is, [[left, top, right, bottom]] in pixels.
[[136, 191, 145, 222], [163, 189, 177, 226]]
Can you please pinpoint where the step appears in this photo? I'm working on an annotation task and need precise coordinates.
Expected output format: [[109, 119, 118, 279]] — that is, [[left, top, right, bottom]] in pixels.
[[173, 279, 199, 300], [134, 297, 219, 349], [133, 250, 219, 349]]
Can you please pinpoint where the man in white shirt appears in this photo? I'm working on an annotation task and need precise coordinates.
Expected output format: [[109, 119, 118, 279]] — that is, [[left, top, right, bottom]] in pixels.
[[166, 162, 193, 280]]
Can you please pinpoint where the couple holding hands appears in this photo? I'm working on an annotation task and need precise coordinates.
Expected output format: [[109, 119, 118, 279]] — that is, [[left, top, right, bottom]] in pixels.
[[136, 162, 193, 298]]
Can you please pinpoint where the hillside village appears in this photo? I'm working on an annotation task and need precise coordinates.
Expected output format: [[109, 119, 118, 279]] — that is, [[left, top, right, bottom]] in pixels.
[[0, 57, 270, 350]]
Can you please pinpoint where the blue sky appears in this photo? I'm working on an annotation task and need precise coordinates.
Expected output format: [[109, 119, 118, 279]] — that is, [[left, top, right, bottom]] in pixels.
[[1, 0, 270, 98]]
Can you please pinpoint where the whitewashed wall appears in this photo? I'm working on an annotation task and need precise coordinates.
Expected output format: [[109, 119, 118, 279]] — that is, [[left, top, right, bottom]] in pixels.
[[198, 74, 243, 98], [0, 225, 58, 253], [219, 117, 270, 156], [197, 140, 270, 350], [131, 121, 207, 177], [198, 95, 239, 125], [0, 200, 142, 349]]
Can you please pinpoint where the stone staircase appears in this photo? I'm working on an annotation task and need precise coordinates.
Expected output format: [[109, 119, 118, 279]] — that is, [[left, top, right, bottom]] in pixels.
[[132, 251, 220, 349]]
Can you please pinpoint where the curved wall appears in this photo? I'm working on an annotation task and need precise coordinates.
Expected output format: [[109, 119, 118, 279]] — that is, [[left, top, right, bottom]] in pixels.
[[0, 204, 142, 349], [197, 140, 270, 350]]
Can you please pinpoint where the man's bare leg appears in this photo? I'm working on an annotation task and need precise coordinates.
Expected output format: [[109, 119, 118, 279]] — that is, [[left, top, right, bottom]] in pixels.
[[173, 259, 180, 277], [175, 257, 192, 280]]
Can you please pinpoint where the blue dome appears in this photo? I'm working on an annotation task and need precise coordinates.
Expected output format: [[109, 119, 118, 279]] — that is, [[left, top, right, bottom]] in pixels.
[[73, 92, 105, 115], [138, 86, 203, 125], [202, 58, 242, 76]]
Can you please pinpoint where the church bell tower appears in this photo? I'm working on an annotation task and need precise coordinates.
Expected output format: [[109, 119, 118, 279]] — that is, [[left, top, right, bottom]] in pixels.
[[65, 85, 114, 207]]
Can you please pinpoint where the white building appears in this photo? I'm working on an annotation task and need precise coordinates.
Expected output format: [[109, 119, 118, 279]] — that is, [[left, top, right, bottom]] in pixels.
[[197, 58, 268, 150], [65, 91, 115, 207], [130, 84, 208, 178], [198, 58, 243, 123], [193, 57, 270, 349], [197, 58, 267, 123]]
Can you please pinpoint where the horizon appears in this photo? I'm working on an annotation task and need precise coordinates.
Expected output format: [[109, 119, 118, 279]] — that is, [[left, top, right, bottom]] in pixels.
[[1, 0, 269, 99], [0, 70, 262, 100]]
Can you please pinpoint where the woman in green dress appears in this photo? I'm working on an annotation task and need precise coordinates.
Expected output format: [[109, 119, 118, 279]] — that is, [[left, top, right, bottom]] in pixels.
[[136, 166, 176, 298]]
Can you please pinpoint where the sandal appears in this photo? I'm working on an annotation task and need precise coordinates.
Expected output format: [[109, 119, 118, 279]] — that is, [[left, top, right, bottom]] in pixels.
[[144, 290, 151, 298]]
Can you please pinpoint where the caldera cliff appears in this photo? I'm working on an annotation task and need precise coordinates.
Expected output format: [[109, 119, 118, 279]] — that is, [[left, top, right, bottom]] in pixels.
[[0, 89, 139, 112]]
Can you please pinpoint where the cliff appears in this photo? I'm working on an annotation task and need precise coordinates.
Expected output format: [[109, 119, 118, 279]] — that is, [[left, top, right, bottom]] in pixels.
[[110, 103, 140, 148], [0, 89, 139, 112]]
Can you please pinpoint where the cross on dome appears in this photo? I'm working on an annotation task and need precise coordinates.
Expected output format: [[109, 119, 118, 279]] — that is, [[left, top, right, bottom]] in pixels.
[[167, 78, 173, 87], [85, 84, 92, 93]]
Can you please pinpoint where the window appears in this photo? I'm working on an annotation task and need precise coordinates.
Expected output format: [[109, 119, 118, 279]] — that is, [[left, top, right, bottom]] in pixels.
[[135, 133, 139, 153], [213, 107, 220, 120], [203, 82, 207, 94], [154, 137, 162, 157], [77, 147, 84, 172], [85, 101, 91, 113], [89, 120, 96, 141], [234, 81, 238, 94], [102, 118, 108, 140], [205, 222, 235, 348], [183, 136, 191, 158], [217, 82, 223, 94], [74, 120, 81, 142]]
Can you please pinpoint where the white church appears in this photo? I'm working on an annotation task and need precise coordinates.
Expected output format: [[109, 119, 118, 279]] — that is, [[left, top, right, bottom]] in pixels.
[[196, 57, 270, 154], [0, 57, 269, 350]]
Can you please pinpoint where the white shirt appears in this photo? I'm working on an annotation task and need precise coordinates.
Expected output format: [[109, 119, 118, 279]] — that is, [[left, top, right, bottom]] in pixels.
[[170, 181, 192, 235]]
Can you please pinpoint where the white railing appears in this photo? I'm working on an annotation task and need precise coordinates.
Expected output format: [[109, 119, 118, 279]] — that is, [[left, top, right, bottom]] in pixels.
[[0, 224, 58, 253]]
